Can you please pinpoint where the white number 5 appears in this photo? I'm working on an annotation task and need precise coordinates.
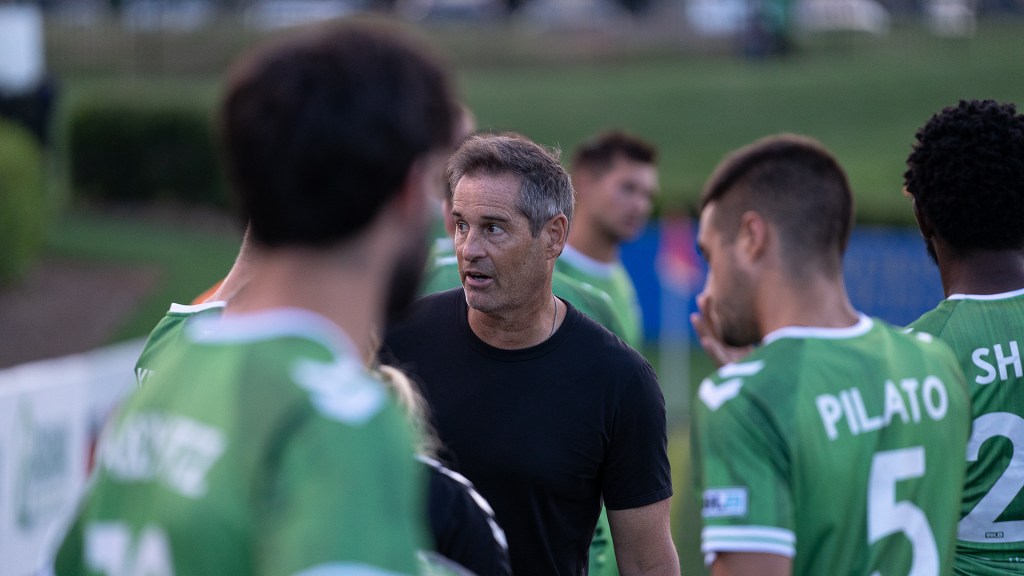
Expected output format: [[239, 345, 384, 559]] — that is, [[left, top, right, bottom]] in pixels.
[[868, 447, 939, 576]]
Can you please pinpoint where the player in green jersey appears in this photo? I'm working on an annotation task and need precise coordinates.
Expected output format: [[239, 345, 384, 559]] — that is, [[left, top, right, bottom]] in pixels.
[[691, 134, 970, 576], [49, 20, 460, 576], [903, 100, 1024, 574], [555, 130, 659, 350]]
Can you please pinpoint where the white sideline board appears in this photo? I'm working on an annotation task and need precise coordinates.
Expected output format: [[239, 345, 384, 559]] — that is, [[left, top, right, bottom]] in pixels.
[[0, 339, 143, 576], [0, 4, 45, 94]]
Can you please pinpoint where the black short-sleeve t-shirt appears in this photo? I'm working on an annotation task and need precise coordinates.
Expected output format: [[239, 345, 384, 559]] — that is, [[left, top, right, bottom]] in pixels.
[[381, 288, 672, 575]]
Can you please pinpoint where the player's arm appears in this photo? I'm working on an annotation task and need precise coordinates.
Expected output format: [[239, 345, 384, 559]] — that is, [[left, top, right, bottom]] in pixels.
[[607, 498, 680, 576], [710, 552, 791, 576]]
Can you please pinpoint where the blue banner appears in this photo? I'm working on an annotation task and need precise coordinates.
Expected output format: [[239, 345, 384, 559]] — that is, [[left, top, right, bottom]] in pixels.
[[622, 221, 944, 343]]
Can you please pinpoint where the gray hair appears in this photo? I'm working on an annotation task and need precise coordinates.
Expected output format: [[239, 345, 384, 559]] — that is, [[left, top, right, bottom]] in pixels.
[[446, 133, 574, 236]]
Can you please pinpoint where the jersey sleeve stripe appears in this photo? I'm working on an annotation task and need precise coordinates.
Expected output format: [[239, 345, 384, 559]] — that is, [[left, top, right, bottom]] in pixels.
[[702, 525, 796, 557]]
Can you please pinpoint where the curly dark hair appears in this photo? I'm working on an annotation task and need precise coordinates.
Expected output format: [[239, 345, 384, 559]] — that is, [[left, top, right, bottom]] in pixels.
[[220, 20, 457, 247], [904, 99, 1024, 255]]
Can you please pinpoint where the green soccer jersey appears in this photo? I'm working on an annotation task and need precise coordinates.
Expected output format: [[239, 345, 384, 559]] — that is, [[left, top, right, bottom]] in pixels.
[[134, 301, 226, 386], [693, 315, 970, 576], [54, 308, 425, 576], [909, 288, 1024, 573], [555, 244, 644, 349]]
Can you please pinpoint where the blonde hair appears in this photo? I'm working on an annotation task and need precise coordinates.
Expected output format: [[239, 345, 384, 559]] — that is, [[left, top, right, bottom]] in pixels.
[[375, 364, 442, 459]]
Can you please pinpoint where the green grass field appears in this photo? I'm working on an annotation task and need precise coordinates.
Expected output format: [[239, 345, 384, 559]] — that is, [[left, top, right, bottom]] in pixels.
[[42, 19, 1024, 574], [455, 23, 1024, 223], [54, 21, 1024, 225]]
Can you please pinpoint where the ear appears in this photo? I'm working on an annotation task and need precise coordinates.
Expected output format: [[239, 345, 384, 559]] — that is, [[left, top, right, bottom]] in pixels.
[[736, 210, 769, 263], [544, 213, 570, 259], [910, 196, 934, 241]]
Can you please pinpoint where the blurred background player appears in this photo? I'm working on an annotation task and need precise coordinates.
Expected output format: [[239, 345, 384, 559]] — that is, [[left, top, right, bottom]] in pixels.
[[903, 99, 1024, 575], [556, 130, 659, 350], [382, 133, 678, 575], [691, 134, 969, 576], [50, 20, 459, 575]]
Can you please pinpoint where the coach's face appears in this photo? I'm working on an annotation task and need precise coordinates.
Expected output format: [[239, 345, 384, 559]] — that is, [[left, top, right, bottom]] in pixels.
[[453, 172, 553, 316], [697, 201, 760, 348]]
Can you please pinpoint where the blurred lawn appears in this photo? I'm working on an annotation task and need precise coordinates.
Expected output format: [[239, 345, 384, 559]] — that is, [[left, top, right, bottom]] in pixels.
[[455, 23, 1024, 223], [45, 209, 241, 341], [50, 21, 1024, 339], [54, 22, 1024, 224]]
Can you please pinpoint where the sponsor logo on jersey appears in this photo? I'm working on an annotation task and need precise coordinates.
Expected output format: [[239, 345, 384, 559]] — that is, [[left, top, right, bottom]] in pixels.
[[699, 361, 764, 411], [702, 487, 748, 518]]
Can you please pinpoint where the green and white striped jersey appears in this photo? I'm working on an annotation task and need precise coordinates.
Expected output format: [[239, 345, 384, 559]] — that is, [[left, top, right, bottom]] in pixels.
[[55, 308, 425, 576], [694, 315, 970, 576], [909, 287, 1024, 574]]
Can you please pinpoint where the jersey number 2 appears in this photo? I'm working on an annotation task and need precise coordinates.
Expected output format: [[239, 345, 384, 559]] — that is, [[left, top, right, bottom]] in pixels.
[[868, 447, 939, 576], [959, 412, 1024, 543]]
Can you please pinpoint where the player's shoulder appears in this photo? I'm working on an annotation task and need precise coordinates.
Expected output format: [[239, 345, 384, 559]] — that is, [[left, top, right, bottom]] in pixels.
[[697, 356, 773, 413], [188, 309, 393, 423], [874, 315, 958, 360], [906, 300, 959, 338], [553, 270, 612, 306], [564, 302, 638, 353]]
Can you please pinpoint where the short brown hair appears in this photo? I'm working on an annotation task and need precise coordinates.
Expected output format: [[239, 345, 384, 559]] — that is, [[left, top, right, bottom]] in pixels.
[[446, 133, 574, 236], [571, 130, 657, 177], [701, 134, 853, 275]]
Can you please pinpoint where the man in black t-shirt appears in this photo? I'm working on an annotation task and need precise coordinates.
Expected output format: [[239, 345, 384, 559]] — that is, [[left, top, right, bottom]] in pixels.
[[382, 133, 678, 576]]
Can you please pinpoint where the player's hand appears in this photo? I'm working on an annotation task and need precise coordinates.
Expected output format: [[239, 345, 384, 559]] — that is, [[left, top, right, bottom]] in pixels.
[[690, 294, 753, 368]]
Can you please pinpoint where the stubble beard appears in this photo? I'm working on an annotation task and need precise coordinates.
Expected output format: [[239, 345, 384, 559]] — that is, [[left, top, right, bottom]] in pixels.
[[384, 233, 430, 326], [717, 277, 761, 348]]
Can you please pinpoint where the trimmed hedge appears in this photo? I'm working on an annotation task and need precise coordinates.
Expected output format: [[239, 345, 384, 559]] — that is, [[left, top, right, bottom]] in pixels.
[[0, 119, 47, 284], [68, 95, 227, 206]]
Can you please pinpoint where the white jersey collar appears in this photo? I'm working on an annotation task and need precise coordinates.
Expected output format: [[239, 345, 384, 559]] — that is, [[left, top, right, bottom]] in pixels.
[[762, 313, 873, 345], [948, 286, 1024, 301], [187, 307, 360, 360], [560, 244, 615, 278], [168, 301, 226, 314]]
